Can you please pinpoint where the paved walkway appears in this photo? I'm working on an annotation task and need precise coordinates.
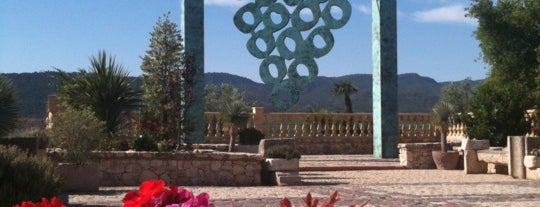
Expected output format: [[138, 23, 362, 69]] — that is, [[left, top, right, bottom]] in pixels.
[[66, 155, 540, 207]]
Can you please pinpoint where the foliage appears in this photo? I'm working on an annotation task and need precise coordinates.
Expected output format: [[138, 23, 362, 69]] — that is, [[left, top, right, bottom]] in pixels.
[[13, 197, 65, 207], [56, 51, 141, 137], [464, 0, 540, 146], [140, 12, 188, 144], [238, 127, 265, 145], [205, 83, 247, 112], [122, 179, 214, 207], [463, 79, 531, 146], [331, 82, 358, 113], [131, 135, 158, 151], [280, 191, 368, 207], [266, 145, 301, 160], [220, 100, 250, 127], [0, 146, 62, 206], [431, 80, 473, 152], [157, 139, 176, 152], [0, 75, 19, 137], [531, 148, 540, 156], [47, 106, 107, 164]]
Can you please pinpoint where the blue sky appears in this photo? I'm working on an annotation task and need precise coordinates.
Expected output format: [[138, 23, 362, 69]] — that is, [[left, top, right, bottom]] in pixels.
[[0, 0, 487, 83]]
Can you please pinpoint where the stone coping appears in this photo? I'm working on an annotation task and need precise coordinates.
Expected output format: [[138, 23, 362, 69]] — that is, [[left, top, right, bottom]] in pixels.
[[93, 150, 264, 161]]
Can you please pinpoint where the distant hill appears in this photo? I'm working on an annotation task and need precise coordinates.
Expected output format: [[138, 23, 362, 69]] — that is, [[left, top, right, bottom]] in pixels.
[[1, 71, 479, 118]]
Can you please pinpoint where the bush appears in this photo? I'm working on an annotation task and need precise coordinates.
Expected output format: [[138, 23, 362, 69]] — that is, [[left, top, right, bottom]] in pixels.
[[131, 135, 158, 151], [0, 75, 18, 137], [266, 145, 301, 160], [0, 146, 62, 206], [47, 107, 107, 164], [238, 127, 265, 145]]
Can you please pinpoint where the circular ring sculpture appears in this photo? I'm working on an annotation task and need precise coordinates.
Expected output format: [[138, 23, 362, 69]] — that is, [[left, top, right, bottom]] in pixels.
[[234, 0, 351, 111]]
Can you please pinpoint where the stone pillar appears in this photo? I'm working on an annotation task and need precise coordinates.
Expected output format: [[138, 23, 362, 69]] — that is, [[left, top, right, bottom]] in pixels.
[[508, 136, 526, 179], [462, 139, 490, 174], [252, 107, 265, 130], [372, 0, 398, 158], [183, 0, 205, 143]]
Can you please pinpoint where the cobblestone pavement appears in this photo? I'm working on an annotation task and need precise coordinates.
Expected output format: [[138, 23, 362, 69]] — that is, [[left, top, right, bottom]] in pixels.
[[66, 155, 540, 207]]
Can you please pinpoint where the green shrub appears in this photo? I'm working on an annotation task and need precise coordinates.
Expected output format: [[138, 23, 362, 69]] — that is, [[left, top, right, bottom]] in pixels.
[[0, 75, 18, 137], [238, 127, 265, 145], [531, 148, 540, 156], [47, 106, 107, 164], [131, 135, 158, 151], [0, 146, 62, 206], [266, 145, 301, 160]]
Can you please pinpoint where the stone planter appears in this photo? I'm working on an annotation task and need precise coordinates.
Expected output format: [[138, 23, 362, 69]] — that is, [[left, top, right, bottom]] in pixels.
[[263, 158, 300, 186], [237, 145, 258, 153], [524, 155, 540, 169], [56, 162, 99, 192], [432, 151, 460, 170]]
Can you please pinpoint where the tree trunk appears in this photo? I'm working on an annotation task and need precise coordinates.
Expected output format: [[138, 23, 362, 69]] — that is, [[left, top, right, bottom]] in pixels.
[[228, 125, 238, 152], [344, 95, 353, 113], [440, 124, 448, 152]]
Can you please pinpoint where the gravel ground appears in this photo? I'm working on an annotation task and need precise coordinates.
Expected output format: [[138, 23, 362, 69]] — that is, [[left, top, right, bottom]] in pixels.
[[65, 155, 540, 207]]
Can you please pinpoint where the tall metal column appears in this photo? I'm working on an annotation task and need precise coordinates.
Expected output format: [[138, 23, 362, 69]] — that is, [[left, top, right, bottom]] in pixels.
[[372, 0, 398, 158], [183, 0, 205, 143]]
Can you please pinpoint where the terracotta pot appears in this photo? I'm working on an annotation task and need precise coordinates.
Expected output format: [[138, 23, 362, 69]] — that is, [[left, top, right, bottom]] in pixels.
[[432, 151, 460, 170]]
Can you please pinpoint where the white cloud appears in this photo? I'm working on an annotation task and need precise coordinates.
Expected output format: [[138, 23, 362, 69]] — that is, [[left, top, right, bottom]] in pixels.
[[354, 4, 370, 15], [204, 0, 249, 7], [412, 5, 477, 25]]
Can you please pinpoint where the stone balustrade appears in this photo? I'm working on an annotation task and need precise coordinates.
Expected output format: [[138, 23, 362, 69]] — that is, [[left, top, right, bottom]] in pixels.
[[96, 151, 263, 186], [205, 107, 440, 143]]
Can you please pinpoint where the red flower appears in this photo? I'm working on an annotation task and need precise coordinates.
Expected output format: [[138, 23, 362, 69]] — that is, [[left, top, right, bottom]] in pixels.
[[122, 180, 214, 207], [13, 197, 65, 207]]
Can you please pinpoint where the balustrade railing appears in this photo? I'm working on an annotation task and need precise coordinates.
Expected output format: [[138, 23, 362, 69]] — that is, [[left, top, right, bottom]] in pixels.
[[204, 107, 451, 143]]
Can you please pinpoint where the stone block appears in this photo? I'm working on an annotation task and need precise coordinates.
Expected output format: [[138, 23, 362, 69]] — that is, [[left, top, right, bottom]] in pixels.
[[275, 171, 301, 186], [526, 168, 540, 180], [477, 149, 508, 164], [461, 139, 490, 151], [524, 155, 540, 169], [487, 163, 508, 174], [464, 150, 487, 174], [265, 158, 299, 171], [57, 162, 99, 192], [259, 138, 295, 157]]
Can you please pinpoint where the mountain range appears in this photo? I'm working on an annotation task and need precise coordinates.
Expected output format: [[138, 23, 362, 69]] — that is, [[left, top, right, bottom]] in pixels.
[[2, 71, 478, 118]]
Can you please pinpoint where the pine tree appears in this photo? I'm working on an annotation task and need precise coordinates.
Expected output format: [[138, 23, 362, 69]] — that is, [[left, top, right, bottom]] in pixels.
[[140, 13, 186, 143]]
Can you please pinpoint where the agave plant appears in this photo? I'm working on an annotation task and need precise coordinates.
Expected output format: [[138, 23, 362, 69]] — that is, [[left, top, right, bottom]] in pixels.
[[0, 75, 18, 137]]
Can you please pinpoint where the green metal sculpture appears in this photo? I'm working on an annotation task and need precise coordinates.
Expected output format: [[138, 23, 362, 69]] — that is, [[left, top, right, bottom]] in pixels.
[[234, 0, 351, 111]]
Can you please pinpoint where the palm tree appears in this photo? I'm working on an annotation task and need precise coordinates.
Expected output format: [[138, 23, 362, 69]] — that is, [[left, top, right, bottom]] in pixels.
[[331, 82, 358, 113], [56, 50, 141, 137], [0, 75, 18, 137], [220, 100, 250, 152]]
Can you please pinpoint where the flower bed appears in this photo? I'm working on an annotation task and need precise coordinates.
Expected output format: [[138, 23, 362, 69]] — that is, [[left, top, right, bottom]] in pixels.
[[96, 151, 263, 186]]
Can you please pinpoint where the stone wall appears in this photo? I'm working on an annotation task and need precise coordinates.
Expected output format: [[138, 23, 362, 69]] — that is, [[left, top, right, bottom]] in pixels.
[[203, 135, 440, 155], [97, 151, 263, 186], [398, 143, 441, 169], [295, 137, 373, 154]]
